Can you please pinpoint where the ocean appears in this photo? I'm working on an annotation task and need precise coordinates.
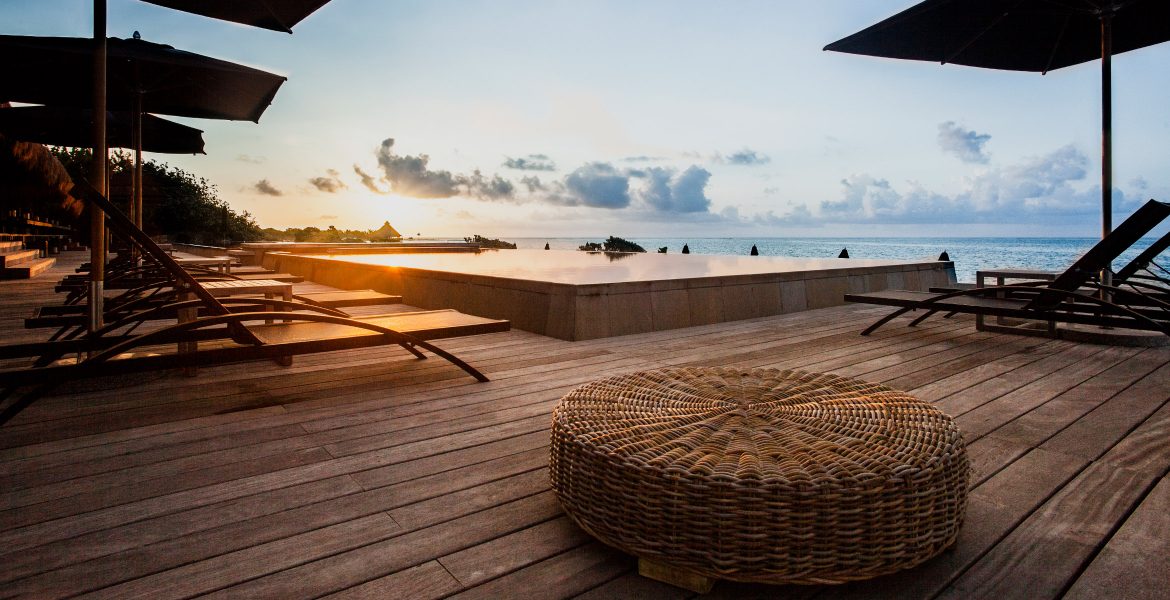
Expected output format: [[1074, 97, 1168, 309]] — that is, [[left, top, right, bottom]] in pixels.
[[508, 237, 1166, 284]]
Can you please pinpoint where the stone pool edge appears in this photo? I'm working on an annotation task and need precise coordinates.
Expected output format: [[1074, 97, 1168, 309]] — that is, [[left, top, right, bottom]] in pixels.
[[264, 252, 955, 341]]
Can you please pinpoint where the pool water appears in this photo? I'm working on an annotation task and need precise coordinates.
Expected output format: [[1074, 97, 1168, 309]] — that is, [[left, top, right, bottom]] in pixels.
[[308, 249, 909, 286]]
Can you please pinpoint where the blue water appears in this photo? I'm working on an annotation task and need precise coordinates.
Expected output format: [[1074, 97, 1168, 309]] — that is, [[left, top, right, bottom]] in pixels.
[[509, 237, 1166, 284]]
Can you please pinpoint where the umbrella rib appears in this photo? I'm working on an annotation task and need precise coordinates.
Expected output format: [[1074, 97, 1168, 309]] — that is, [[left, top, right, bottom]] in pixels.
[[259, 0, 294, 34], [1042, 14, 1073, 74], [943, 3, 1018, 65]]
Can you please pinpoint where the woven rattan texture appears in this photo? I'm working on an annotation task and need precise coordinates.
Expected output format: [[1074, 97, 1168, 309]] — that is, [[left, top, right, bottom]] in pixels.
[[549, 367, 970, 585]]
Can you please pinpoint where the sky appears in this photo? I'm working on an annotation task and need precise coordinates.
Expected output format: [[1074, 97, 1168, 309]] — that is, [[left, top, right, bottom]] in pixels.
[[3, 0, 1170, 238]]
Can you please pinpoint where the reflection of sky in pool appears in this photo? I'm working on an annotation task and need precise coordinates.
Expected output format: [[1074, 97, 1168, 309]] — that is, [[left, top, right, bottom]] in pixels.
[[308, 250, 912, 286]]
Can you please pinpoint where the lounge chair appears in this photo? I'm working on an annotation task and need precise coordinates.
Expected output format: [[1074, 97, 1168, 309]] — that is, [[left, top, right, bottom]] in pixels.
[[930, 229, 1170, 295], [1115, 229, 1170, 291], [0, 179, 508, 426], [845, 199, 1170, 337], [25, 288, 403, 334]]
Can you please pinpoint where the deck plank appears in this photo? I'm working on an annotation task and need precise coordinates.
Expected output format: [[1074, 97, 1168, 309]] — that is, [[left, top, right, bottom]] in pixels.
[[937, 461, 1157, 600], [444, 542, 630, 600], [438, 516, 592, 587], [2, 252, 1169, 599], [1063, 475, 1170, 600]]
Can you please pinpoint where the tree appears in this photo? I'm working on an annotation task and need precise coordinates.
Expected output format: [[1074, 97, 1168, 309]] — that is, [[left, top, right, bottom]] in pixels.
[[49, 147, 263, 244]]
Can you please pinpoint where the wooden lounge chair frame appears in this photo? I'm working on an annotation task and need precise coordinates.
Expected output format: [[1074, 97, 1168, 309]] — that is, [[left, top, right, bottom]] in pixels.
[[0, 179, 506, 426], [850, 282, 1170, 336], [28, 283, 401, 338], [1115, 229, 1170, 290], [847, 199, 1170, 336]]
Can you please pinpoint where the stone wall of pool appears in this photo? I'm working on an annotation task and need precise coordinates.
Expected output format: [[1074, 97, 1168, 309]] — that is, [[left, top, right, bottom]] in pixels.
[[264, 251, 956, 341]]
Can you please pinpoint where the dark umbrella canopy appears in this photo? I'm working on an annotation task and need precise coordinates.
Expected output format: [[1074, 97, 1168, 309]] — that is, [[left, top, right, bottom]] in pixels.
[[0, 35, 286, 122], [824, 0, 1170, 72], [824, 0, 1170, 239], [141, 0, 331, 33], [0, 106, 205, 154]]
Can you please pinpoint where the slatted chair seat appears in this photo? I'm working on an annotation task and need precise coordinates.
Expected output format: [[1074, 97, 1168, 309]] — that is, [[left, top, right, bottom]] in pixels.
[[846, 199, 1170, 337]]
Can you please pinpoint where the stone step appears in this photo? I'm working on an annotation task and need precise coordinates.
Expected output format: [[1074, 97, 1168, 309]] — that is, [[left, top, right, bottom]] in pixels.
[[0, 257, 56, 279], [0, 241, 24, 253], [0, 249, 40, 269]]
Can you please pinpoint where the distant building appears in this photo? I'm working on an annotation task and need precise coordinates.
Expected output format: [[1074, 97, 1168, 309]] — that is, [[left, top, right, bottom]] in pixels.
[[370, 220, 401, 241]]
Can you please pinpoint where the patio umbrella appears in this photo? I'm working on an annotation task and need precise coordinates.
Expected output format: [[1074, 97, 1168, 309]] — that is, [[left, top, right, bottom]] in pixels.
[[0, 32, 285, 330], [141, 0, 331, 33], [0, 35, 285, 123], [824, 0, 1170, 239], [0, 106, 205, 154]]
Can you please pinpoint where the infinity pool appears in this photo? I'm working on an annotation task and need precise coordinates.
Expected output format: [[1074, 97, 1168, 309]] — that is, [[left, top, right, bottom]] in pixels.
[[305, 249, 905, 285], [268, 249, 954, 340]]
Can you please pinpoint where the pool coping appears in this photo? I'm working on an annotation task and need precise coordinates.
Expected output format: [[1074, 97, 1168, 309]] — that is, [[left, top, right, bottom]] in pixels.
[[265, 251, 956, 340]]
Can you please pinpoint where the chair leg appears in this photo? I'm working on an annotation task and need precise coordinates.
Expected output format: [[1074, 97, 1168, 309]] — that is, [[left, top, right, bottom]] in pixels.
[[400, 343, 427, 360], [861, 307, 915, 336], [909, 309, 939, 327], [409, 339, 491, 382]]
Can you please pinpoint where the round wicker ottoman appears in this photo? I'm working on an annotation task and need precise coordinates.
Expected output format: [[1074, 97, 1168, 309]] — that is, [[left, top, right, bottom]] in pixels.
[[549, 367, 970, 587]]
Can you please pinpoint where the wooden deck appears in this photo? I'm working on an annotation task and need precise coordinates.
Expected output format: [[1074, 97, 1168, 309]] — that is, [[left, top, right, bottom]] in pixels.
[[1, 252, 1168, 599]]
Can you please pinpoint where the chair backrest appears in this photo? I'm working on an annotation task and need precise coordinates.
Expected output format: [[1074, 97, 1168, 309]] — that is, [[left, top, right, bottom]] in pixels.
[[69, 178, 263, 345], [1114, 229, 1170, 283], [1026, 199, 1170, 310]]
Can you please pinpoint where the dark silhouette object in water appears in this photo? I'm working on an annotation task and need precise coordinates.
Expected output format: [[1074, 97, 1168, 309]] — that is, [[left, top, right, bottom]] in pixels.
[[465, 235, 516, 249], [658, 247, 667, 253], [578, 236, 646, 253], [938, 250, 950, 261], [750, 245, 759, 256], [544, 242, 550, 250], [838, 248, 850, 258], [682, 243, 690, 254]]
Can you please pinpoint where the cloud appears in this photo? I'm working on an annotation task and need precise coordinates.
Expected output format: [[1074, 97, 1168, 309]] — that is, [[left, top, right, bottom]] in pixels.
[[375, 138, 461, 198], [622, 155, 667, 163], [751, 204, 817, 226], [370, 138, 516, 201], [938, 121, 991, 164], [636, 166, 712, 213], [462, 169, 516, 201], [513, 162, 715, 214], [353, 164, 389, 194], [236, 154, 265, 164], [308, 169, 347, 193], [711, 148, 771, 166], [252, 179, 283, 196], [319, 214, 338, 220], [726, 149, 771, 166], [561, 162, 631, 208], [808, 144, 1143, 224], [520, 175, 546, 193], [503, 154, 556, 171]]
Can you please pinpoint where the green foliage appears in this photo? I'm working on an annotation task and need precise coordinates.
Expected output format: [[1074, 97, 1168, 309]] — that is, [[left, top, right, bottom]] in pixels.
[[142, 160, 263, 244], [49, 147, 263, 245], [464, 235, 516, 249], [579, 236, 646, 253], [260, 223, 403, 243]]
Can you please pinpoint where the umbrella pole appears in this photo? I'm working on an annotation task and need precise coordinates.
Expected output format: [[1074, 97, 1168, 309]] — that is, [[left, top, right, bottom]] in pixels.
[[134, 87, 144, 263], [1101, 13, 1113, 239], [88, 0, 107, 333], [1100, 12, 1113, 291]]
